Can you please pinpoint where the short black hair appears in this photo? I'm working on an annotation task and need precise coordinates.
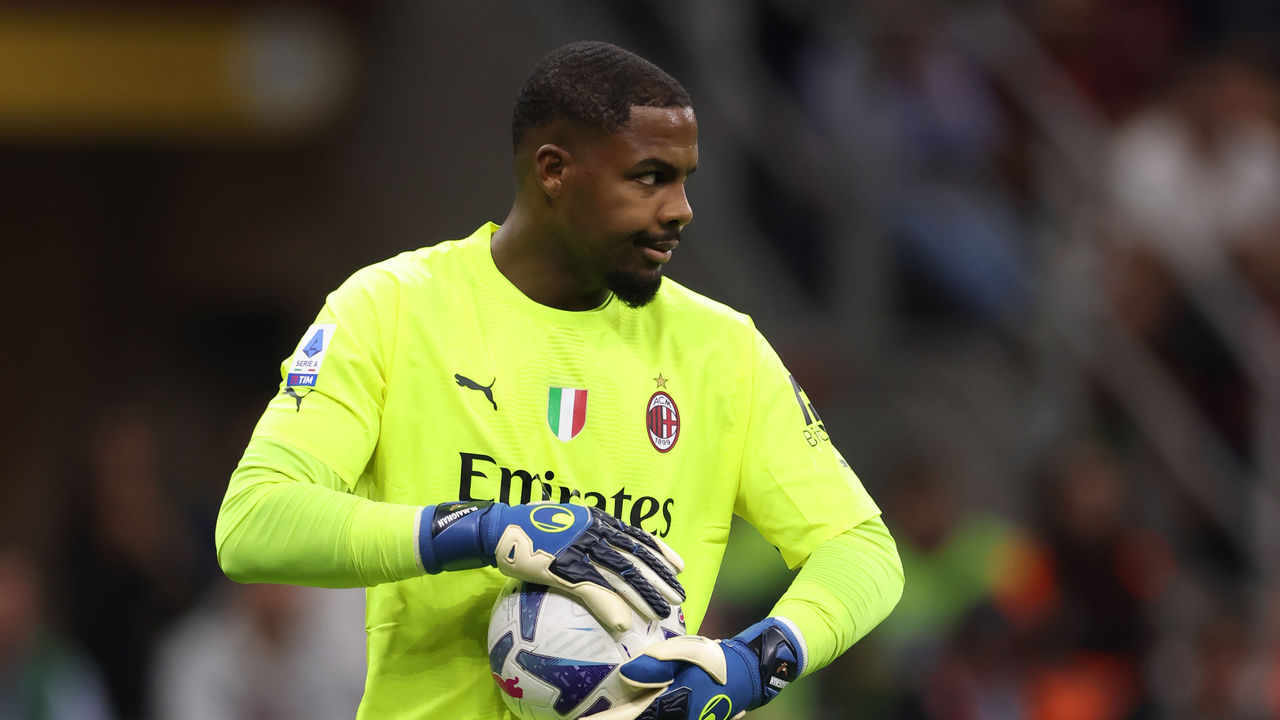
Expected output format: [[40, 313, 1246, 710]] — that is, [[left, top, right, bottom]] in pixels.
[[511, 41, 691, 151]]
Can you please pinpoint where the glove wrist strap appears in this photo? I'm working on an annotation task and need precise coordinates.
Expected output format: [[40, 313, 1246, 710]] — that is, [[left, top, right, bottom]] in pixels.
[[416, 501, 498, 573], [733, 617, 805, 708]]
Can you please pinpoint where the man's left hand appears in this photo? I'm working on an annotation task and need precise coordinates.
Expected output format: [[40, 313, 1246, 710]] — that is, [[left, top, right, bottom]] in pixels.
[[583, 618, 804, 720]]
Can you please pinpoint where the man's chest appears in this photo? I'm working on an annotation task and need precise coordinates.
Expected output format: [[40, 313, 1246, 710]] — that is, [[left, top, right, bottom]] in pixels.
[[369, 318, 744, 538]]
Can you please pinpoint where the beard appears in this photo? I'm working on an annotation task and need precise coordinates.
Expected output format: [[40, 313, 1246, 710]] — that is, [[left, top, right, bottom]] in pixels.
[[605, 228, 678, 308], [606, 267, 663, 308]]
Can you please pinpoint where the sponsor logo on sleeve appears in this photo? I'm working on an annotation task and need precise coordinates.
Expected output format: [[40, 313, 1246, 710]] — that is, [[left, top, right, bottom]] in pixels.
[[287, 323, 337, 388], [789, 374, 851, 465], [287, 373, 318, 388]]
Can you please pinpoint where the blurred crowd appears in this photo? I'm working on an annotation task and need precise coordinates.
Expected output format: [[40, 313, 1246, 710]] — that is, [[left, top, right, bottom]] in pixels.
[[718, 1, 1280, 719], [4, 0, 1280, 718], [0, 405, 367, 720]]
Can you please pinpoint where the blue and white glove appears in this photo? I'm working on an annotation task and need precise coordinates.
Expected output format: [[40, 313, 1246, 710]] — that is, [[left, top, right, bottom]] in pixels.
[[588, 618, 805, 720], [416, 501, 685, 631]]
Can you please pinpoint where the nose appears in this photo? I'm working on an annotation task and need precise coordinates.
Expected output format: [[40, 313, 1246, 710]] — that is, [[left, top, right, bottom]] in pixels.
[[660, 184, 693, 229]]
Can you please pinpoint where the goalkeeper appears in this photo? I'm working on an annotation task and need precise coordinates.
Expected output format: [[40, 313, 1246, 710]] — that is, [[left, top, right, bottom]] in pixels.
[[216, 40, 903, 719]]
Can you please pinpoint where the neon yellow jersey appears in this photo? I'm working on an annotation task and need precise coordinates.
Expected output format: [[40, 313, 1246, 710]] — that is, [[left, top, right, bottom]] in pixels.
[[250, 223, 881, 719]]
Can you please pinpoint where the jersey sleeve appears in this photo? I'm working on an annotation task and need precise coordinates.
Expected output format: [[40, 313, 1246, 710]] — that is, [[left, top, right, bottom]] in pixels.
[[771, 515, 904, 674], [216, 436, 424, 587], [252, 265, 398, 488], [735, 325, 881, 569]]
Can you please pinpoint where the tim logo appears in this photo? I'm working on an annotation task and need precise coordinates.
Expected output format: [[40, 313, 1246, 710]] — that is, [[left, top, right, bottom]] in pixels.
[[646, 391, 680, 453]]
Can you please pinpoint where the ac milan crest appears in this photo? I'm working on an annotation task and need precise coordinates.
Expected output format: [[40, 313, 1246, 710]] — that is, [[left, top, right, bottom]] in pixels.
[[646, 391, 680, 452]]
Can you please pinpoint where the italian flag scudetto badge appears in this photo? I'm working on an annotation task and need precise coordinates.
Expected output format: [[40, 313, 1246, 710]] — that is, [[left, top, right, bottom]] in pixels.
[[547, 387, 588, 441]]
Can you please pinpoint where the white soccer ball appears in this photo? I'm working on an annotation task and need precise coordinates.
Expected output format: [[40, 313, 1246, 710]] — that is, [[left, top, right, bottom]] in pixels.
[[487, 580, 686, 720]]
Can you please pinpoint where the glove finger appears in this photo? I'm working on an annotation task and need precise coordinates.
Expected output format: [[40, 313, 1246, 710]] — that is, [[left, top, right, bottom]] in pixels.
[[628, 636, 729, 684], [578, 685, 669, 720], [619, 521, 686, 574], [605, 541, 684, 609], [495, 528, 634, 632], [544, 541, 662, 621], [544, 537, 669, 624], [593, 564, 661, 625], [592, 510, 686, 576], [611, 540, 685, 604], [618, 656, 680, 686], [513, 537, 613, 597], [584, 540, 671, 619], [639, 687, 691, 720], [555, 580, 635, 634], [586, 508, 684, 590]]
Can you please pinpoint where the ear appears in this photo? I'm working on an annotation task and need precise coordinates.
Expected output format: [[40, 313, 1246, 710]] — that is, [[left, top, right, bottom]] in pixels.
[[533, 144, 570, 198]]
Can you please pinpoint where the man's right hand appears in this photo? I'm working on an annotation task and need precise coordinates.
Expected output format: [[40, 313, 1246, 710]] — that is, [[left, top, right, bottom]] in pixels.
[[417, 501, 684, 631]]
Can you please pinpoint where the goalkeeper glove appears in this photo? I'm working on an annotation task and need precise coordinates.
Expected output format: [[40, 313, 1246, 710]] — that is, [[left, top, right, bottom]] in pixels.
[[589, 617, 805, 720], [416, 501, 684, 631]]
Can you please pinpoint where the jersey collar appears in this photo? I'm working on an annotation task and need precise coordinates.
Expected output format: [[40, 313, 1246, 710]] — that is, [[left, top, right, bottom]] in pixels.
[[465, 223, 623, 329]]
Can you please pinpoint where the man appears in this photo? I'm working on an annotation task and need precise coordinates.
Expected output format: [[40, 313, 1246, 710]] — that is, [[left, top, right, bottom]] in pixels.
[[216, 41, 903, 719]]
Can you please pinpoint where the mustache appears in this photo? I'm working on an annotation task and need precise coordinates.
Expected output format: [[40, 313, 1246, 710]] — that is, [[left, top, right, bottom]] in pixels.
[[631, 229, 682, 245]]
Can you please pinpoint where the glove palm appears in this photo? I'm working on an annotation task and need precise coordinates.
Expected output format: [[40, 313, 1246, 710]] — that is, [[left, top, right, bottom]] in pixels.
[[586, 618, 804, 720]]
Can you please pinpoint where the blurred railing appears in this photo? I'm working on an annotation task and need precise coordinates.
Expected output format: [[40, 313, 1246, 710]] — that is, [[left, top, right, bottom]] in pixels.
[[518, 0, 1278, 579], [955, 0, 1280, 578]]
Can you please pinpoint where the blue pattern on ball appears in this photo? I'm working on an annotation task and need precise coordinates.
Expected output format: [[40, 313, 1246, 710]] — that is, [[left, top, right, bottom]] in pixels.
[[489, 631, 514, 674], [515, 650, 617, 715], [519, 583, 548, 642]]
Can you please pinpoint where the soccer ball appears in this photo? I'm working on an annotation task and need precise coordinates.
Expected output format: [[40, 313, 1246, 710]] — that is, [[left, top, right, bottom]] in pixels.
[[487, 580, 686, 720]]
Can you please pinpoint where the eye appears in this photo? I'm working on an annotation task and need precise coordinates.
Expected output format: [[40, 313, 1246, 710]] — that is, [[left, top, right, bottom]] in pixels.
[[635, 172, 658, 186]]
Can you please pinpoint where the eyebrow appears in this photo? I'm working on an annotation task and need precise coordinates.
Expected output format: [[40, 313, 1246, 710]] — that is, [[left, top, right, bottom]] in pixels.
[[634, 157, 698, 176]]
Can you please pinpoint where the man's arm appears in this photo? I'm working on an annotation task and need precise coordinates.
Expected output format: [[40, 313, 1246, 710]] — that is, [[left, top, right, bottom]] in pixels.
[[215, 436, 422, 587], [769, 513, 903, 674], [600, 515, 902, 719], [215, 436, 686, 630], [592, 323, 903, 719]]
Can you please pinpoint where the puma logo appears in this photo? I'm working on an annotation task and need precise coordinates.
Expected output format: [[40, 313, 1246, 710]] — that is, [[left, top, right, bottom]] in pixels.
[[491, 673, 523, 699], [455, 374, 497, 411], [283, 387, 312, 412]]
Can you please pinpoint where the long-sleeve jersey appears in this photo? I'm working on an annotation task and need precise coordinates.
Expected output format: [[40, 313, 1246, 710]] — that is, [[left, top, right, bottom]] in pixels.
[[216, 223, 903, 718]]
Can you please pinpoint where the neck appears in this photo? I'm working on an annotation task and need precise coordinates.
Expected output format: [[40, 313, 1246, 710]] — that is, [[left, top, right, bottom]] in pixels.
[[491, 204, 610, 311]]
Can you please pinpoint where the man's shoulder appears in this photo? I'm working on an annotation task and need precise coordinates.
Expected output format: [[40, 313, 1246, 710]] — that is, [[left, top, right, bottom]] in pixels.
[[651, 277, 754, 332], [338, 232, 480, 295]]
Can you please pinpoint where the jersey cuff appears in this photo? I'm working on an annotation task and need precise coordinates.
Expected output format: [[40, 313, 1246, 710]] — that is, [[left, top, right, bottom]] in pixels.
[[771, 615, 809, 675], [412, 506, 428, 573]]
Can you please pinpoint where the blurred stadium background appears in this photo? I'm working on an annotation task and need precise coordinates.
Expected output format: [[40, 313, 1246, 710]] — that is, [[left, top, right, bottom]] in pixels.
[[3, 0, 1280, 718]]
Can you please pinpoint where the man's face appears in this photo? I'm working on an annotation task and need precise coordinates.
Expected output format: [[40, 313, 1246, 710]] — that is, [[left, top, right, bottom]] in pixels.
[[559, 106, 698, 308]]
